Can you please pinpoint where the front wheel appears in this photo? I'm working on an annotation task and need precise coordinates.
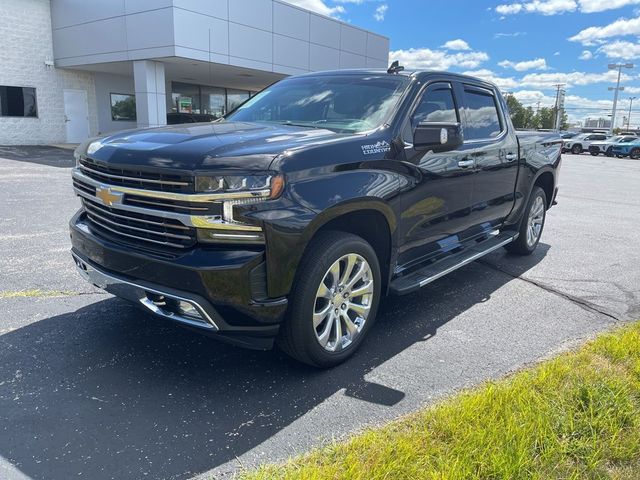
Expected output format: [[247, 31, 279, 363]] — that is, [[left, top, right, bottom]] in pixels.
[[630, 148, 640, 160], [571, 144, 583, 154], [505, 186, 547, 256], [606, 147, 613, 157], [590, 151, 599, 156], [278, 231, 381, 367]]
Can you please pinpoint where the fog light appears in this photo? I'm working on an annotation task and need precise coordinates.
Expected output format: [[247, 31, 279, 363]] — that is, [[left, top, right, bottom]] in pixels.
[[177, 300, 201, 319]]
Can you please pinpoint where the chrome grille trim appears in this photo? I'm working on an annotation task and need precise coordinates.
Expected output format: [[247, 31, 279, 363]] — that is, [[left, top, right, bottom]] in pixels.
[[83, 202, 193, 241], [82, 198, 191, 231], [84, 213, 192, 249], [72, 168, 271, 202]]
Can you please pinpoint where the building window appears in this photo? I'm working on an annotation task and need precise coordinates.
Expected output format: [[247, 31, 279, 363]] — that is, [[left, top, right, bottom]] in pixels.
[[110, 93, 136, 121], [172, 82, 201, 115], [0, 86, 38, 117], [170, 82, 253, 120]]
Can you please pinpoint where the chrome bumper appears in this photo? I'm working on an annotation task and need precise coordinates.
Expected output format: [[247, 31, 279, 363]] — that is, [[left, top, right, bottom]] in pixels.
[[72, 252, 220, 331]]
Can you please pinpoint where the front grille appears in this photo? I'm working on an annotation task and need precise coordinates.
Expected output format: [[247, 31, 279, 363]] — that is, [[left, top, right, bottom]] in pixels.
[[79, 157, 194, 193], [81, 196, 197, 250]]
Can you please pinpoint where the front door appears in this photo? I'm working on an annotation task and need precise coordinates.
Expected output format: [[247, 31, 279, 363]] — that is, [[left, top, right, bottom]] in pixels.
[[397, 81, 476, 268], [63, 89, 89, 143]]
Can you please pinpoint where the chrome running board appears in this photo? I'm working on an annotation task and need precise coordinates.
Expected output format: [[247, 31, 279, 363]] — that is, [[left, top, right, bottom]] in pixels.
[[389, 231, 518, 295]]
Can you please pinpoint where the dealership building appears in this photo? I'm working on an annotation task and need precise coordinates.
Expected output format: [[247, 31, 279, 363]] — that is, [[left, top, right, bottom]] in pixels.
[[0, 0, 390, 145]]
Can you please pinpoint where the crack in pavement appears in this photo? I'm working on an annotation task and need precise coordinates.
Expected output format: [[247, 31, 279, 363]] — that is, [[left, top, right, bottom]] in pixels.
[[478, 259, 622, 322]]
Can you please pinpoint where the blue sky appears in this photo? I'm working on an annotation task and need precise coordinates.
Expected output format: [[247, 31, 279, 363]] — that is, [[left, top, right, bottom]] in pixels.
[[285, 0, 640, 127]]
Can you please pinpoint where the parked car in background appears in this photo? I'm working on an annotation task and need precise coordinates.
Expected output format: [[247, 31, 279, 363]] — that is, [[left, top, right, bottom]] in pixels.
[[562, 133, 609, 154], [560, 132, 578, 139], [612, 138, 640, 159], [588, 135, 638, 156]]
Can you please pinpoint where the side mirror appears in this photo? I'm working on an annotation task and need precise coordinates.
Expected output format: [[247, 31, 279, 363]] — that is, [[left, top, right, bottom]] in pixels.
[[414, 122, 463, 152]]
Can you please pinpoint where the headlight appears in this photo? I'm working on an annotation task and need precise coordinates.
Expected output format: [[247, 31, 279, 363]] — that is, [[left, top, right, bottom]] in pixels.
[[193, 173, 285, 244], [195, 174, 284, 199]]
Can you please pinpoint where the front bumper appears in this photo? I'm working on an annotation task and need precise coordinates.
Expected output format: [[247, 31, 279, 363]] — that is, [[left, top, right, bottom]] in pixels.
[[70, 211, 288, 349]]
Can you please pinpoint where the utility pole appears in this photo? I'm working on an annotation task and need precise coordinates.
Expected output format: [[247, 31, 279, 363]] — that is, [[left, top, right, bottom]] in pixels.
[[627, 96, 636, 130], [552, 84, 566, 132], [608, 63, 634, 135], [535, 101, 541, 115]]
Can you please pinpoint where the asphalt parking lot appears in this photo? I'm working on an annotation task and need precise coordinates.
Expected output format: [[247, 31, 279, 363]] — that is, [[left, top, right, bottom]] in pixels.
[[1, 151, 639, 480]]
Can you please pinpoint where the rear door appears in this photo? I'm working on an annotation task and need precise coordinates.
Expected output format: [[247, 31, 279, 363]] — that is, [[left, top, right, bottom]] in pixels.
[[459, 84, 519, 230], [397, 80, 476, 267]]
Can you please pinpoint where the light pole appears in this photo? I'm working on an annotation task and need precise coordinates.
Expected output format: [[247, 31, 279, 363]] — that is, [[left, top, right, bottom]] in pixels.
[[627, 96, 637, 131], [608, 63, 634, 135]]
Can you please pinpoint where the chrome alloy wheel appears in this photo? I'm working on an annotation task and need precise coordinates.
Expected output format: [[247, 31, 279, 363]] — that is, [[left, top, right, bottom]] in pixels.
[[526, 195, 545, 247], [313, 254, 374, 352]]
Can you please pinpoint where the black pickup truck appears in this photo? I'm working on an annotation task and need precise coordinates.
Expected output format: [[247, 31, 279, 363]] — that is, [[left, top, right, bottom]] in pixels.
[[70, 68, 561, 367]]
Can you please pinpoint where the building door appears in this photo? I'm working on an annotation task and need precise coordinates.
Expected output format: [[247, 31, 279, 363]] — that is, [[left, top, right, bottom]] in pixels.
[[63, 89, 89, 143]]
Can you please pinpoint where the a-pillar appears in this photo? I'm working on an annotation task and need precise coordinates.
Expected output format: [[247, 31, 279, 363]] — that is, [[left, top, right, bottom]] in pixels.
[[133, 60, 167, 128]]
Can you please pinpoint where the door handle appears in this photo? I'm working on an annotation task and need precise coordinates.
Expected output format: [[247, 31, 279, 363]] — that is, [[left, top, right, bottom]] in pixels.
[[505, 153, 517, 162], [458, 159, 474, 169]]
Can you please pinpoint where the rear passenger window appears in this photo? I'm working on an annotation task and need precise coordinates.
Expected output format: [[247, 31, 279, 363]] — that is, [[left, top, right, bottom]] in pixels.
[[412, 82, 458, 128], [462, 88, 503, 140]]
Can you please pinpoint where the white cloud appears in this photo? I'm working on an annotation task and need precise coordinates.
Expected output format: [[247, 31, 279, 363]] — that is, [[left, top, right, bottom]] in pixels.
[[624, 86, 640, 93], [498, 57, 549, 71], [390, 48, 489, 70], [519, 70, 632, 88], [598, 40, 640, 59], [373, 3, 388, 21], [496, 0, 640, 15], [442, 39, 471, 51], [554, 51, 561, 55], [280, 0, 345, 16], [579, 0, 640, 12], [496, 0, 577, 16], [579, 50, 593, 60], [569, 16, 640, 45], [494, 31, 527, 38]]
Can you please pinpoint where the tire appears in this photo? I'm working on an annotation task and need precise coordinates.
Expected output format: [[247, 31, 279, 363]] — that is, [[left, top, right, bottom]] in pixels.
[[571, 144, 582, 154], [630, 148, 640, 160], [617, 155, 624, 158], [504, 186, 547, 256], [277, 231, 382, 368], [590, 151, 599, 156], [606, 147, 613, 157]]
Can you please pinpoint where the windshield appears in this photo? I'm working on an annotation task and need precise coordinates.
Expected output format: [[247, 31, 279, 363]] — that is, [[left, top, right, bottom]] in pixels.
[[226, 75, 410, 133]]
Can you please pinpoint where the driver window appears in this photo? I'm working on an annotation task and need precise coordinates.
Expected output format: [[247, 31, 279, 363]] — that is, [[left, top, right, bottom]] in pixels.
[[411, 82, 458, 129]]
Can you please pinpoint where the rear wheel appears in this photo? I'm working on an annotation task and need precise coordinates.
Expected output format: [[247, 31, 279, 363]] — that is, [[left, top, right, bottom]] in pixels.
[[505, 186, 547, 256], [571, 144, 583, 154], [278, 231, 381, 368], [630, 148, 640, 159]]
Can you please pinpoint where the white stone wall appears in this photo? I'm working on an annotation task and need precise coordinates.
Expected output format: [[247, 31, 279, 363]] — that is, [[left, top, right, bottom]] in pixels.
[[0, 0, 98, 145]]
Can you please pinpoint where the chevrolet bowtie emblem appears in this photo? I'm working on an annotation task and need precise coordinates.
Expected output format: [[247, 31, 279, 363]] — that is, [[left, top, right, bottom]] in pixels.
[[95, 186, 124, 206]]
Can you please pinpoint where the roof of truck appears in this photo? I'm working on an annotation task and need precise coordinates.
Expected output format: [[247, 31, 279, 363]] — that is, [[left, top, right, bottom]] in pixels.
[[294, 69, 500, 90]]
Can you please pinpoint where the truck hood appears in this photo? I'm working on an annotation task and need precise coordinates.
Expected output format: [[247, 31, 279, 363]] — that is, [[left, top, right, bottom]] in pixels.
[[78, 121, 343, 171]]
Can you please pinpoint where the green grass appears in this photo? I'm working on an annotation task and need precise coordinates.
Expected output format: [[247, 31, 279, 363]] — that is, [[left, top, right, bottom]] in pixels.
[[242, 323, 640, 480]]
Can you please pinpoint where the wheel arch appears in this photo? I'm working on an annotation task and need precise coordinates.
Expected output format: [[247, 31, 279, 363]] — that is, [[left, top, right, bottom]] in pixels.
[[301, 200, 396, 292], [533, 170, 555, 209]]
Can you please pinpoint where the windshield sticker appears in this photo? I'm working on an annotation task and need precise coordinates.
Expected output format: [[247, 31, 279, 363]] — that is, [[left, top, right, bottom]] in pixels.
[[361, 140, 391, 155]]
